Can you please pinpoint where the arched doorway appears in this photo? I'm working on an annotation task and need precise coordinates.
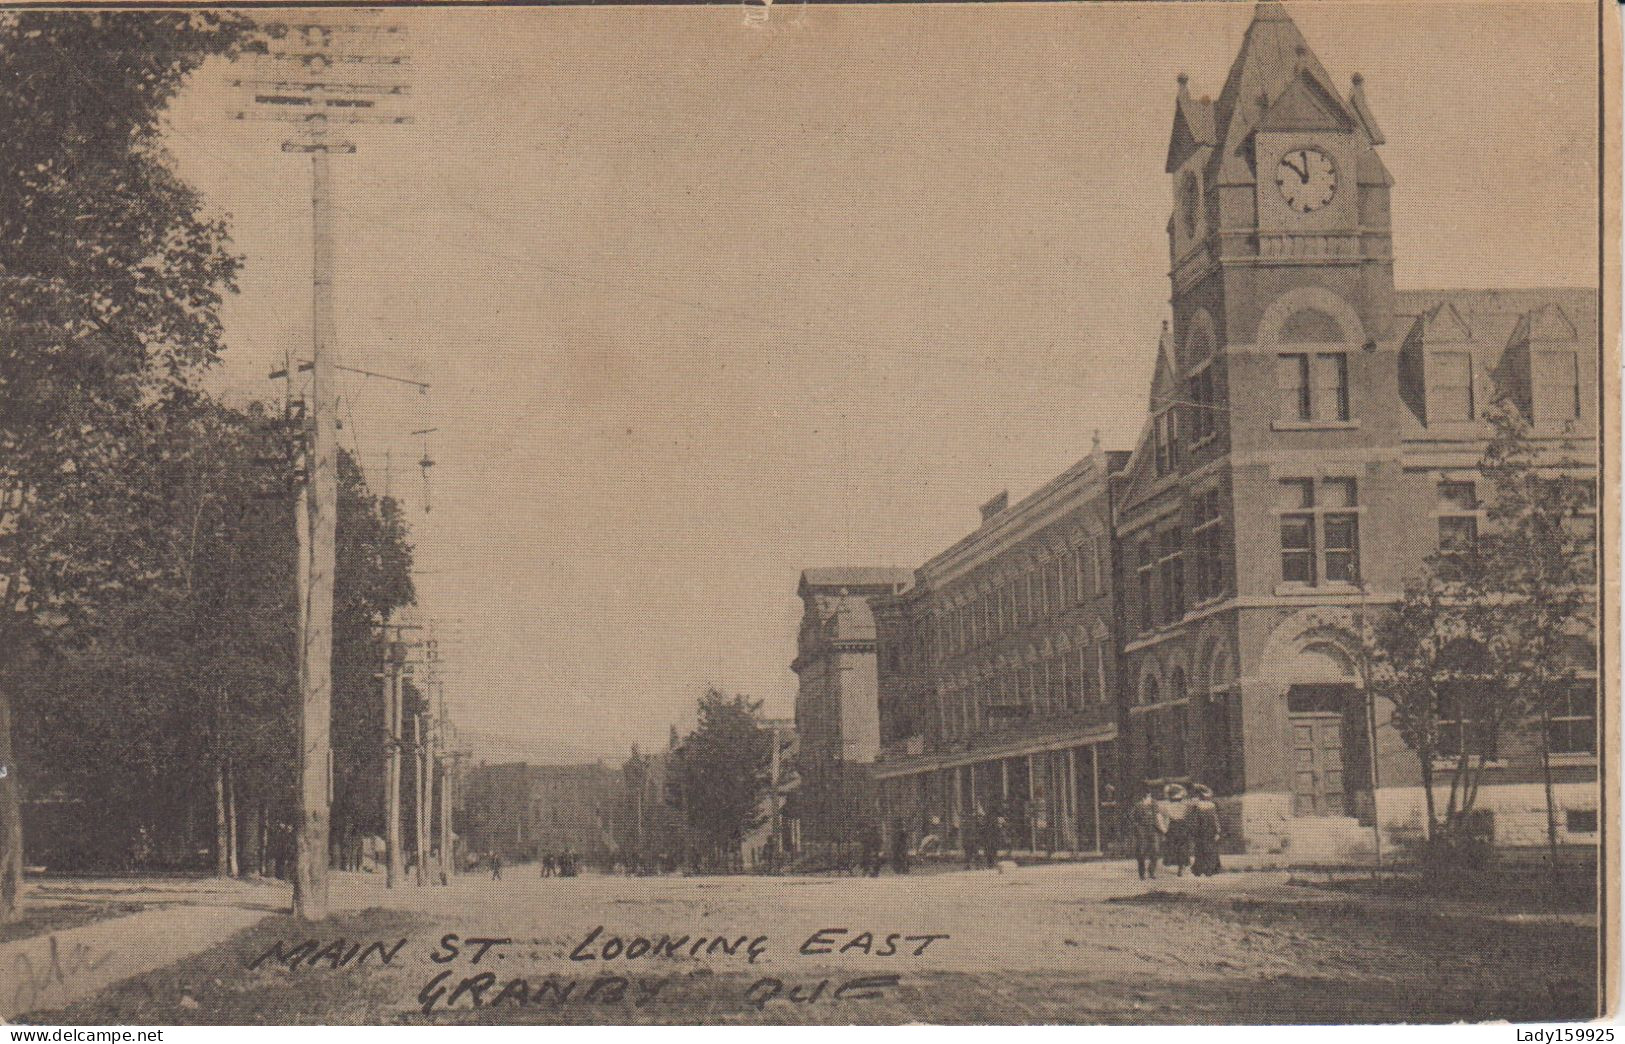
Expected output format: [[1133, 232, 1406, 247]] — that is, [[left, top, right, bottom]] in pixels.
[[1283, 642, 1369, 818]]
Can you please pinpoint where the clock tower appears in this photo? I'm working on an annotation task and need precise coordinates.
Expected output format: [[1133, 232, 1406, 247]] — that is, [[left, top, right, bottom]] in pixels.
[[1165, 1, 1394, 380]]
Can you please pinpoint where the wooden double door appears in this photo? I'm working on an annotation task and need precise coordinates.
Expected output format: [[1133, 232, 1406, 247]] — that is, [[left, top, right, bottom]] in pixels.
[[1289, 711, 1347, 817]]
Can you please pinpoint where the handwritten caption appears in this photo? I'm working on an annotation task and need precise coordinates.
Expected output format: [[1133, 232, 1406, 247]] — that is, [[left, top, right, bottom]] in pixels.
[[249, 926, 950, 1015]]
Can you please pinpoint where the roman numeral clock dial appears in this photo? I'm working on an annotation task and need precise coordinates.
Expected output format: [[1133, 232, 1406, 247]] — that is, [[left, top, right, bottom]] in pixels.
[[1275, 147, 1336, 213]]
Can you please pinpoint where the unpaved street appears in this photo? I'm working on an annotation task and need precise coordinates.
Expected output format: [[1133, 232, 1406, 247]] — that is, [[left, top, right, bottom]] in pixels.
[[17, 861, 1598, 1024]]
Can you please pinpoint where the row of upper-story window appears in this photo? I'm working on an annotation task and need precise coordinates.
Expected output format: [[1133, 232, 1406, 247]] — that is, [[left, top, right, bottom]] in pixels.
[[938, 639, 1111, 740], [931, 538, 1111, 659], [1149, 348, 1586, 479], [1434, 476, 1597, 570], [1133, 487, 1228, 633], [1130, 474, 1598, 635], [1134, 478, 1358, 635]]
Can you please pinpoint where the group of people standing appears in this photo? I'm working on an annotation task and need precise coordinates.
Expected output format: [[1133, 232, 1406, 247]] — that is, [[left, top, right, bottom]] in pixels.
[[962, 803, 1009, 869], [1129, 782, 1222, 879], [538, 850, 579, 877]]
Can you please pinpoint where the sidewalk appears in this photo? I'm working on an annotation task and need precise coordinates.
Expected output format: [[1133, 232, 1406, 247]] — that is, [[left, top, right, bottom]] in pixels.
[[1, 877, 284, 1022]]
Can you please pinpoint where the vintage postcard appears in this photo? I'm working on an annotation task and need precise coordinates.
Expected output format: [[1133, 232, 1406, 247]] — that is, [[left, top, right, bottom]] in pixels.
[[0, 0, 1615, 1028]]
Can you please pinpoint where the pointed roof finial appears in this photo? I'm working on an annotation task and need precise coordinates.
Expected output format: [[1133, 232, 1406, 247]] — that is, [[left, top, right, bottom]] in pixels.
[[1092, 429, 1102, 453], [1348, 71, 1385, 145], [1177, 71, 1189, 89]]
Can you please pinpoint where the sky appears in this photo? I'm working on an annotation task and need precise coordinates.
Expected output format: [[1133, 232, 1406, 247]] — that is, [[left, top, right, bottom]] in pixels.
[[158, 1, 1600, 765]]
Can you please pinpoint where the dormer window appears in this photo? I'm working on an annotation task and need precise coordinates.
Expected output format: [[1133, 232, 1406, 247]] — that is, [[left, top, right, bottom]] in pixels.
[[1532, 350, 1581, 422], [1425, 352, 1474, 423]]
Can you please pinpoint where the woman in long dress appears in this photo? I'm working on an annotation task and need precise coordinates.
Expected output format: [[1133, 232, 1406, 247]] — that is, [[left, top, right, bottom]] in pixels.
[[1159, 783, 1192, 876], [1190, 783, 1222, 876]]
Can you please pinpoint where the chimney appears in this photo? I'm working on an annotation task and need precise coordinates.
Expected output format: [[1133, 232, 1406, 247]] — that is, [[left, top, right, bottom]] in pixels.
[[979, 490, 1009, 524]]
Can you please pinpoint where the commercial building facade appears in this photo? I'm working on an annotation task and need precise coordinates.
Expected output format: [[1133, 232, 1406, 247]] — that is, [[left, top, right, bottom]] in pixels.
[[867, 443, 1128, 856]]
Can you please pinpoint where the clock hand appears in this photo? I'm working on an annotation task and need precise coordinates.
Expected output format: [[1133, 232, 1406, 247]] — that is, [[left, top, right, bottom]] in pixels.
[[1283, 156, 1308, 182]]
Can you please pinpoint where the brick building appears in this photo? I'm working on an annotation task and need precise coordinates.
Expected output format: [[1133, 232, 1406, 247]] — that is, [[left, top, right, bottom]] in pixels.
[[790, 567, 911, 845], [1111, 1, 1598, 856], [867, 443, 1129, 856], [462, 761, 621, 862], [616, 730, 691, 866], [811, 1, 1598, 862]]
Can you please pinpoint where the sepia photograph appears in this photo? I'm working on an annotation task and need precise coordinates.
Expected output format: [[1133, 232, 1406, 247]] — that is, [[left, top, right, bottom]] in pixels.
[[0, 0, 1613, 1027]]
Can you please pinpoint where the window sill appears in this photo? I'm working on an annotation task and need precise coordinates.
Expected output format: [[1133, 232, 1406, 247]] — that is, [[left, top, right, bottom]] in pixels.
[[1431, 758, 1506, 771], [1273, 582, 1364, 597], [1271, 419, 1360, 432], [1191, 434, 1220, 451]]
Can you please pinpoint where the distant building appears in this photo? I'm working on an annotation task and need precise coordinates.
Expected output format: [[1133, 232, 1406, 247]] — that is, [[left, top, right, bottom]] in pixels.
[[616, 729, 691, 865], [462, 761, 621, 862], [790, 567, 912, 845], [741, 718, 799, 867]]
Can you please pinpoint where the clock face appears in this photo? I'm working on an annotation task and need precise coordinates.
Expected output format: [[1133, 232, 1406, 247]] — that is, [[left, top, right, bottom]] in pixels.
[[1275, 147, 1337, 213]]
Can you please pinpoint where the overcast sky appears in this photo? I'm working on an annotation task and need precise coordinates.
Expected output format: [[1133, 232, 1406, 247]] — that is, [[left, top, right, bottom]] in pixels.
[[160, 1, 1599, 765]]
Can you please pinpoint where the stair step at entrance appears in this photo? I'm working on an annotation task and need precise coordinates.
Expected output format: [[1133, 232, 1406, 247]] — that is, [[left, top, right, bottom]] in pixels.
[[1284, 817, 1376, 862]]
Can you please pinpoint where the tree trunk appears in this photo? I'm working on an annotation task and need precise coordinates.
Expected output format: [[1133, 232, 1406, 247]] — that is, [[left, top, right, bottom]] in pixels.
[[1537, 702, 1562, 866], [250, 800, 266, 871], [214, 758, 230, 877], [226, 765, 239, 878], [1419, 748, 1437, 841], [0, 682, 25, 923]]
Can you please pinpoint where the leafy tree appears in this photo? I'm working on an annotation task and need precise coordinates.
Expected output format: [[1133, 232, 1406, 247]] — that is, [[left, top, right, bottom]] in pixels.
[[11, 410, 415, 878], [1365, 585, 1502, 845], [1474, 402, 1597, 863], [671, 690, 772, 863], [1365, 399, 1596, 862], [0, 10, 248, 918]]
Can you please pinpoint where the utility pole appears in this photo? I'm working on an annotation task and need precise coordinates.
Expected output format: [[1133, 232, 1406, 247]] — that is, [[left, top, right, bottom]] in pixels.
[[376, 623, 414, 888], [236, 16, 411, 921], [379, 638, 396, 887], [435, 671, 454, 884]]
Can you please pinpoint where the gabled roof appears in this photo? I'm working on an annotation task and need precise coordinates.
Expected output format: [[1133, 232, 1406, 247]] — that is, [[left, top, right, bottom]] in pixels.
[[1257, 72, 1355, 134], [1147, 321, 1180, 410], [1418, 301, 1472, 344], [1165, 77, 1216, 173], [1521, 301, 1580, 343], [1210, 2, 1355, 184]]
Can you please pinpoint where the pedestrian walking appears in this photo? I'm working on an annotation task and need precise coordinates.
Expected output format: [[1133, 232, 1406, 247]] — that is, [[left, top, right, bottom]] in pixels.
[[859, 820, 883, 877], [982, 805, 1004, 869], [1160, 783, 1192, 876], [963, 810, 982, 870], [1190, 783, 1222, 877], [490, 852, 503, 880], [1129, 788, 1167, 880], [890, 820, 910, 874]]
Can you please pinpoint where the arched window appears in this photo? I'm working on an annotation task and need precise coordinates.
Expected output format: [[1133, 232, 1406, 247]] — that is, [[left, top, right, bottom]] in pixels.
[[1180, 172, 1200, 238]]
